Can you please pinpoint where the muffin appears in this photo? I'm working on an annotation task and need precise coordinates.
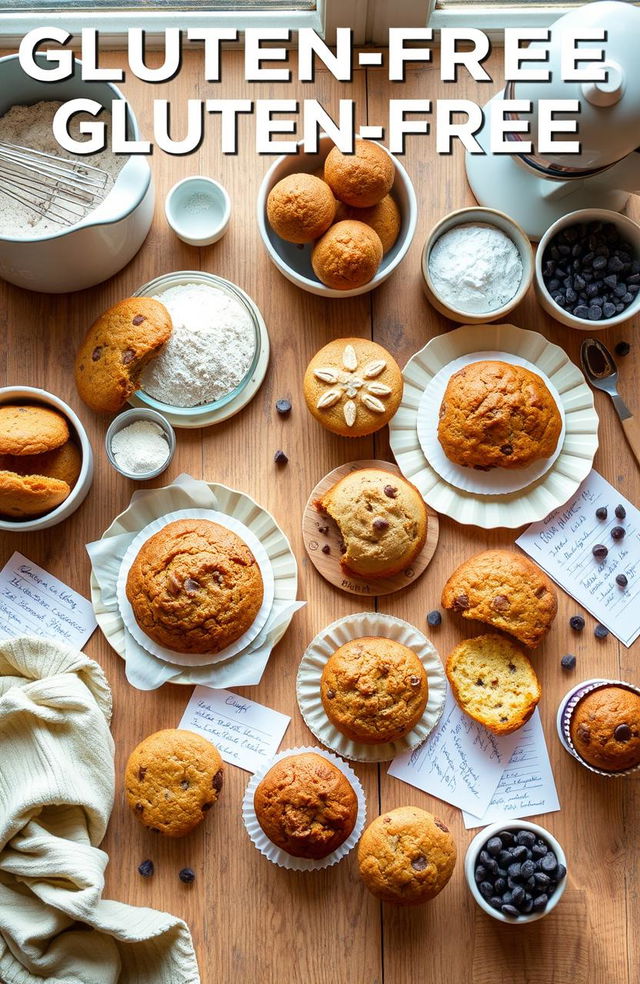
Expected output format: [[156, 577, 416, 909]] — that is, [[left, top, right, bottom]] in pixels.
[[0, 440, 82, 488], [0, 404, 69, 456], [337, 195, 401, 254], [358, 807, 456, 905], [321, 636, 428, 744], [437, 361, 562, 470], [569, 685, 640, 773], [441, 549, 558, 648], [324, 139, 394, 208], [303, 337, 403, 437], [253, 752, 358, 859], [0, 470, 70, 518], [125, 518, 264, 654], [312, 220, 383, 290], [125, 728, 224, 837], [318, 468, 428, 579], [267, 172, 336, 244], [74, 297, 173, 414], [446, 634, 541, 735]]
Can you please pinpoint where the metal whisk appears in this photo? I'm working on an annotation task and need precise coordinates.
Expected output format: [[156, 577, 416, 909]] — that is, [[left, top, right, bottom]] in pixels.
[[0, 141, 111, 228]]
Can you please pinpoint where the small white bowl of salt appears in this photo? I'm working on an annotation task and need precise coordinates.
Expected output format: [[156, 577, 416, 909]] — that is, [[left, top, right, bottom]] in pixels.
[[165, 176, 231, 247], [106, 408, 176, 481]]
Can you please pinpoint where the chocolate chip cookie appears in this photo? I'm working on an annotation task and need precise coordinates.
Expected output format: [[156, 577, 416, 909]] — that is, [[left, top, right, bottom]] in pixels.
[[0, 404, 69, 456]]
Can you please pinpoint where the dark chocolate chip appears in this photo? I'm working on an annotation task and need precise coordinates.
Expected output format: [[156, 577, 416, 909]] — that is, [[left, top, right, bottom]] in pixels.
[[138, 859, 154, 877], [611, 526, 625, 541], [373, 517, 389, 532], [501, 904, 520, 918], [561, 653, 576, 670], [595, 506, 608, 520], [321, 544, 331, 554], [614, 723, 632, 742], [532, 894, 549, 912], [275, 398, 291, 415], [201, 801, 213, 811], [383, 484, 398, 498], [184, 577, 199, 593], [122, 348, 136, 365], [138, 767, 147, 781], [615, 504, 626, 519], [427, 610, 442, 627], [569, 615, 585, 631], [592, 544, 608, 560], [500, 444, 513, 456], [178, 868, 195, 884], [595, 623, 609, 639], [412, 855, 428, 872], [91, 346, 102, 361], [132, 314, 146, 325], [492, 595, 510, 612], [615, 341, 631, 357], [273, 450, 288, 465], [212, 769, 224, 792], [616, 574, 628, 588], [453, 593, 469, 611], [180, 779, 190, 790], [487, 837, 502, 857]]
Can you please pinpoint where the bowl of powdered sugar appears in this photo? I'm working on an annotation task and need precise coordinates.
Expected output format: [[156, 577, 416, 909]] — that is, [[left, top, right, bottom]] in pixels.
[[421, 207, 534, 324], [129, 271, 267, 428]]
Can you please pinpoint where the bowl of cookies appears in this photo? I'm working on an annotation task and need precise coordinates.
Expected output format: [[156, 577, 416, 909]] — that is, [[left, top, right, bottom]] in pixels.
[[0, 386, 93, 531], [257, 135, 417, 298]]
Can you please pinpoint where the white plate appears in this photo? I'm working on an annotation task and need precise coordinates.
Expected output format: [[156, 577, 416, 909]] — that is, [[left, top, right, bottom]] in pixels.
[[417, 350, 566, 495], [389, 323, 599, 529]]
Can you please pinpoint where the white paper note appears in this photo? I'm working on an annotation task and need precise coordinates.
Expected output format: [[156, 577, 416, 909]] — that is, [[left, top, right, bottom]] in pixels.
[[517, 470, 640, 647], [0, 551, 97, 649], [462, 710, 560, 829], [178, 685, 291, 773], [388, 688, 520, 817]]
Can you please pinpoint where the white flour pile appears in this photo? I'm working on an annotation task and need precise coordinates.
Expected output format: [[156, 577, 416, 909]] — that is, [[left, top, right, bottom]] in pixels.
[[428, 223, 523, 314], [0, 100, 125, 238], [141, 282, 257, 408]]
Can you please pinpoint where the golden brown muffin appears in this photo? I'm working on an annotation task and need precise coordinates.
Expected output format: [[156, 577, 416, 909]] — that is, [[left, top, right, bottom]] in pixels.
[[0, 404, 69, 456], [446, 634, 541, 735], [318, 468, 427, 579], [339, 195, 401, 254], [0, 470, 70, 518], [0, 440, 82, 488], [266, 173, 336, 244], [441, 549, 557, 649], [125, 518, 264, 655], [303, 337, 403, 437], [312, 220, 383, 290], [569, 685, 640, 773], [253, 752, 357, 859], [324, 139, 394, 208], [437, 361, 562, 470], [74, 297, 173, 414], [358, 807, 456, 905], [125, 729, 224, 837], [321, 636, 428, 744]]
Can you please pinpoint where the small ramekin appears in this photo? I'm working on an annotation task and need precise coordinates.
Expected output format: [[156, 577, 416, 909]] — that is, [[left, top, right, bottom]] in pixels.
[[421, 206, 534, 324], [105, 407, 175, 481], [465, 820, 567, 924], [165, 176, 231, 247], [556, 678, 640, 777]]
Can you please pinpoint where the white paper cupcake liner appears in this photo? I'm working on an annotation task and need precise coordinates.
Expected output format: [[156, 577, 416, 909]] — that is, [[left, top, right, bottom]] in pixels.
[[416, 350, 566, 496], [557, 677, 640, 778], [296, 612, 447, 763], [241, 745, 366, 871], [116, 507, 275, 667]]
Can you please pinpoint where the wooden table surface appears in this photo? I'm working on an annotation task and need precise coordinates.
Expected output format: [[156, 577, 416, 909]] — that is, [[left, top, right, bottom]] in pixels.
[[1, 47, 638, 984]]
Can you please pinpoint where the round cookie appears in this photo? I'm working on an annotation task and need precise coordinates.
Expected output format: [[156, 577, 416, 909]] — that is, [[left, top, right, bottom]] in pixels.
[[321, 636, 428, 744], [74, 296, 173, 414], [253, 752, 357, 859], [570, 685, 640, 773], [126, 518, 264, 655], [324, 139, 394, 208], [340, 195, 401, 254], [0, 470, 70, 518], [312, 220, 383, 290], [125, 728, 224, 837], [303, 337, 402, 437], [358, 806, 457, 905], [0, 404, 69, 456], [267, 172, 336, 244], [0, 440, 82, 488]]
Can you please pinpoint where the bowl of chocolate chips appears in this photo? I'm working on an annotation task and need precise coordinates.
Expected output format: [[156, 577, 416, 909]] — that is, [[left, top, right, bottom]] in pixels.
[[535, 208, 640, 330], [465, 820, 567, 923]]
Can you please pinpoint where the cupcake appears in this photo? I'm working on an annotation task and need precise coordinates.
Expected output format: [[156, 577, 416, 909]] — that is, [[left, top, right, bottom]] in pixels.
[[561, 680, 640, 774], [266, 173, 336, 244]]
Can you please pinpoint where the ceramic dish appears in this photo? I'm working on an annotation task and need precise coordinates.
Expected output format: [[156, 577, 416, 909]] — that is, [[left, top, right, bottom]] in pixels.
[[296, 612, 447, 763], [129, 271, 269, 428], [105, 407, 176, 481], [389, 323, 599, 529], [165, 176, 231, 246]]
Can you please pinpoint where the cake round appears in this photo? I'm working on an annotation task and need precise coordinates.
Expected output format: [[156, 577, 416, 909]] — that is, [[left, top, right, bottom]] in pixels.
[[253, 752, 358, 859], [437, 360, 562, 470], [358, 806, 457, 905], [321, 636, 428, 744], [125, 518, 264, 654], [570, 685, 640, 773]]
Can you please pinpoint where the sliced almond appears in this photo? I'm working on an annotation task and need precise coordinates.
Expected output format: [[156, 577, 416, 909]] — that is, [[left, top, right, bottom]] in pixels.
[[363, 359, 386, 378], [367, 382, 392, 397], [342, 345, 358, 371], [314, 367, 340, 384], [343, 400, 357, 427], [316, 389, 341, 409], [361, 394, 386, 414]]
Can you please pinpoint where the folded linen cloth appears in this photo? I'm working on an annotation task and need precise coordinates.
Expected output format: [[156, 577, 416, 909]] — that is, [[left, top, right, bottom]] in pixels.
[[0, 636, 200, 984]]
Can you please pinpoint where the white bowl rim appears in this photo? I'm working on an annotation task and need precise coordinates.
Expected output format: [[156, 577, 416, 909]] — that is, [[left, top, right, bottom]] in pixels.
[[164, 175, 231, 241]]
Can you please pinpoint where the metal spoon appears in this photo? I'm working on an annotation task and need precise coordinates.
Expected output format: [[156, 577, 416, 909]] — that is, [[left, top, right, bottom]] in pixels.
[[580, 337, 640, 468]]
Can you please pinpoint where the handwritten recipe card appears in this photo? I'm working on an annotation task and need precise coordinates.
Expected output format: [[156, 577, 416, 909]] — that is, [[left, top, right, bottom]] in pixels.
[[517, 470, 640, 646], [179, 686, 290, 774], [0, 551, 96, 648]]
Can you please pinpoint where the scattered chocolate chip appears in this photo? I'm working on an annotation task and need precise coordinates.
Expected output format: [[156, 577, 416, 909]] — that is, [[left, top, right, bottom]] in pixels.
[[184, 577, 199, 593], [138, 859, 154, 877], [611, 526, 625, 540], [500, 444, 513, 456], [321, 544, 330, 554], [179, 868, 195, 884], [561, 653, 576, 670], [427, 610, 442, 627], [592, 544, 608, 560], [138, 767, 147, 781], [501, 904, 520, 917], [616, 573, 628, 588], [614, 723, 632, 742], [594, 623, 609, 639], [475, 677, 485, 687], [180, 779, 190, 790], [411, 855, 428, 871], [132, 314, 146, 326], [491, 594, 510, 612], [273, 450, 288, 465], [318, 525, 329, 535], [373, 517, 389, 532], [91, 346, 102, 361], [577, 722, 591, 743], [615, 341, 631, 357], [615, 504, 626, 520], [212, 769, 224, 792], [595, 506, 608, 520], [569, 614, 585, 631], [383, 484, 398, 498], [453, 593, 469, 611], [121, 348, 136, 365], [275, 398, 291, 415], [325, 688, 335, 700]]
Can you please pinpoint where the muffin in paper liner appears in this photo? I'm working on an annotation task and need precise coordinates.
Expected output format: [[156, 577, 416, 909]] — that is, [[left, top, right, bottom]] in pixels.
[[296, 612, 446, 763], [557, 677, 640, 777], [241, 745, 366, 871]]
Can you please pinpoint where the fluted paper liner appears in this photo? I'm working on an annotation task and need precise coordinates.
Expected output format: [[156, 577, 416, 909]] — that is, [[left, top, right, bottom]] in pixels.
[[558, 677, 640, 778]]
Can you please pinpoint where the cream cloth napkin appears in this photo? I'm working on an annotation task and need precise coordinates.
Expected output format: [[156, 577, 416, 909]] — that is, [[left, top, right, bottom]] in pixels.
[[0, 636, 200, 984]]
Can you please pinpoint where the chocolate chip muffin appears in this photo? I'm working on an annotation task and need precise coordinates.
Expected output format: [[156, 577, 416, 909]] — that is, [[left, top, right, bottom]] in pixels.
[[321, 636, 428, 744], [569, 685, 640, 773], [441, 549, 558, 648], [324, 139, 394, 208], [125, 728, 224, 837], [254, 752, 358, 859], [437, 361, 562, 470], [358, 807, 456, 905], [74, 297, 173, 413], [312, 221, 383, 290], [0, 404, 69, 456], [318, 468, 427, 579], [126, 518, 264, 655]]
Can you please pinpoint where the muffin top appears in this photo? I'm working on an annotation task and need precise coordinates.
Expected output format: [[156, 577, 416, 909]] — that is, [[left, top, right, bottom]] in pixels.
[[266, 172, 336, 244], [324, 139, 394, 208], [570, 685, 640, 772], [312, 220, 383, 290]]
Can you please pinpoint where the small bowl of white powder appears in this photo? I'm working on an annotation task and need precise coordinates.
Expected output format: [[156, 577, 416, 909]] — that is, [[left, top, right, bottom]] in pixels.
[[106, 408, 176, 481], [422, 207, 534, 324]]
